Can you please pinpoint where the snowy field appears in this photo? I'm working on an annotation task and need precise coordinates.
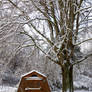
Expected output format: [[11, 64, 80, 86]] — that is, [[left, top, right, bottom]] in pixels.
[[0, 86, 17, 92], [0, 86, 92, 92]]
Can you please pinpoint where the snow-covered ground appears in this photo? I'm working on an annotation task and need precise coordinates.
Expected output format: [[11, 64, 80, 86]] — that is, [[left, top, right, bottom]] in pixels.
[[0, 86, 17, 92], [0, 86, 91, 92], [75, 90, 92, 92], [55, 90, 92, 92]]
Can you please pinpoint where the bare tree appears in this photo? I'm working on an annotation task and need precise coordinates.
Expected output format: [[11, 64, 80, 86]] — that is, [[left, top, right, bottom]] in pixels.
[[0, 0, 34, 79], [5, 0, 92, 92]]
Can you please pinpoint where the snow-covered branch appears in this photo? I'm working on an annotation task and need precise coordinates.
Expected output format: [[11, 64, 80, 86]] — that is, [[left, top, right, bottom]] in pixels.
[[75, 6, 92, 15], [28, 23, 54, 45], [73, 53, 92, 65], [20, 31, 59, 64], [75, 38, 92, 46], [31, 0, 49, 19], [7, 0, 24, 14]]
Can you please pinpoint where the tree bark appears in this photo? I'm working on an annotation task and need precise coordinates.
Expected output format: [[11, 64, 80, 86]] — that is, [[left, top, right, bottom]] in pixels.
[[62, 64, 73, 92]]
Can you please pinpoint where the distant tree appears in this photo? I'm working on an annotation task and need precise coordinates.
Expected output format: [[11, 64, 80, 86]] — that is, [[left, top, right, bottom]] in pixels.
[[6, 0, 92, 92], [0, 0, 33, 77]]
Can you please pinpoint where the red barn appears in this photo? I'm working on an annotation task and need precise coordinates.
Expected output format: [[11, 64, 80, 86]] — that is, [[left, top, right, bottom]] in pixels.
[[17, 70, 51, 92]]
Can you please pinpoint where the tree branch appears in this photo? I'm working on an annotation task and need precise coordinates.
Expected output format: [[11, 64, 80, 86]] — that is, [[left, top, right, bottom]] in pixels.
[[20, 31, 59, 64], [73, 53, 92, 65], [7, 0, 24, 14], [50, 1, 59, 37], [28, 22, 54, 45], [31, 0, 55, 41], [75, 6, 92, 15], [31, 0, 49, 18], [75, 38, 92, 46]]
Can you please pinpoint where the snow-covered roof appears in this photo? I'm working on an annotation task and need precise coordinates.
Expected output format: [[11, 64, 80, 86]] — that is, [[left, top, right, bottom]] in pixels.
[[21, 70, 47, 78]]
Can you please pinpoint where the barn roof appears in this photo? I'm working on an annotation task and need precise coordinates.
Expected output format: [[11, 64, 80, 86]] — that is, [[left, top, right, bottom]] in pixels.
[[21, 70, 47, 78]]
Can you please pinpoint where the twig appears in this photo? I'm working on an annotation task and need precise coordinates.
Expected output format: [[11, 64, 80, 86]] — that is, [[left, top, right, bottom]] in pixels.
[[75, 6, 92, 15]]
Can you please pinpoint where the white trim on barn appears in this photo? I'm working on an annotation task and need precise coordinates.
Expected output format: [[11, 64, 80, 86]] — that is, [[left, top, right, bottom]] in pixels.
[[25, 87, 41, 90], [25, 77, 42, 80]]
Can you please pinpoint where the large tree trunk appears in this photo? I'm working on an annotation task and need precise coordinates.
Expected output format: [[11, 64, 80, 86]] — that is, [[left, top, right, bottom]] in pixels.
[[61, 64, 73, 92]]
